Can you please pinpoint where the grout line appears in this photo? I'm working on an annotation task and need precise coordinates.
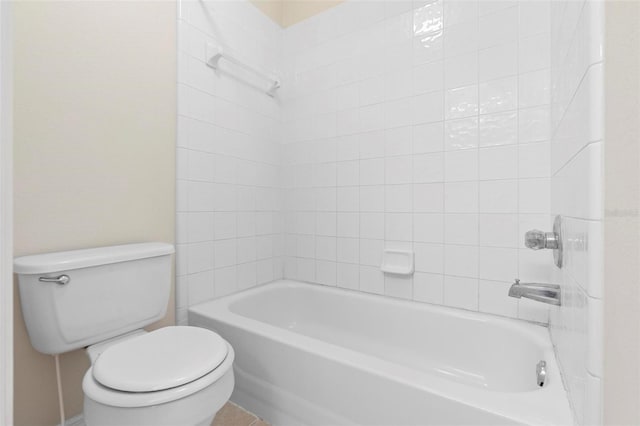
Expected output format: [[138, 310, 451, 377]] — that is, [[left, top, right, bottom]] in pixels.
[[440, 1, 447, 306], [515, 0, 521, 320], [475, 0, 481, 313]]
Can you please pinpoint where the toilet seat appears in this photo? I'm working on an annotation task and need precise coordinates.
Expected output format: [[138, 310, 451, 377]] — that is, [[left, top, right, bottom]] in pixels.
[[83, 327, 235, 408], [93, 326, 228, 392]]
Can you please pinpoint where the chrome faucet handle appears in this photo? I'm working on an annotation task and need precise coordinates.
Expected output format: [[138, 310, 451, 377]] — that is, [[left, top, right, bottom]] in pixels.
[[525, 229, 559, 250], [523, 216, 564, 268]]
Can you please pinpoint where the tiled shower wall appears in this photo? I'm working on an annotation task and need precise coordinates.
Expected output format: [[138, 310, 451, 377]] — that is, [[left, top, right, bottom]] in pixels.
[[548, 1, 604, 424], [175, 0, 283, 324], [281, 0, 553, 322]]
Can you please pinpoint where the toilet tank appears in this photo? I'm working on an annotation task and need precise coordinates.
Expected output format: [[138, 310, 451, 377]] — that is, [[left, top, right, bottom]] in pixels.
[[14, 243, 175, 355]]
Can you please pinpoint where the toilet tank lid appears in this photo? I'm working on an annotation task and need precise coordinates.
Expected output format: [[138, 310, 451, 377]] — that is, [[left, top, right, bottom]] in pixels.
[[14, 242, 175, 274]]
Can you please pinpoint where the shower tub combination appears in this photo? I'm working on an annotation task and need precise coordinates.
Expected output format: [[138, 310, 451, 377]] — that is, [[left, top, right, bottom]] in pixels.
[[189, 280, 572, 425]]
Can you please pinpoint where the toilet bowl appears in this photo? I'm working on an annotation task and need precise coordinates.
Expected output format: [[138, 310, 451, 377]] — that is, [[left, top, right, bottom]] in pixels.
[[82, 326, 235, 426], [13, 243, 236, 426]]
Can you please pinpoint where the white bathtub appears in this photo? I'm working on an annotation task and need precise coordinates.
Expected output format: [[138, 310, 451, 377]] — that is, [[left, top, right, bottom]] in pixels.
[[189, 280, 573, 426]]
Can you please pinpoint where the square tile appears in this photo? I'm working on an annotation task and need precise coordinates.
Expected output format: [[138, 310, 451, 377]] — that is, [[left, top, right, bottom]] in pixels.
[[444, 275, 479, 310]]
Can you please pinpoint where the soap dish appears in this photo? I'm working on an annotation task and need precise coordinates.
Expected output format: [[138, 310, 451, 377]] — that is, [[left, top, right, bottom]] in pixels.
[[380, 249, 414, 276]]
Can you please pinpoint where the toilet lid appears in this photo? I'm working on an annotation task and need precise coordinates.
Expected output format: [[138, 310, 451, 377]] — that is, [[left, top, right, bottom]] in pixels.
[[92, 326, 228, 392]]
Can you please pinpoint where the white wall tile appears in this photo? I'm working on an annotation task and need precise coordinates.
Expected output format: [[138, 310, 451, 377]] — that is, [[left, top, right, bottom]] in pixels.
[[360, 158, 385, 184], [444, 214, 478, 245], [360, 212, 385, 240], [519, 178, 550, 214], [385, 184, 413, 212], [479, 214, 519, 247], [479, 111, 517, 147], [445, 182, 478, 213], [444, 52, 479, 89], [359, 266, 385, 294], [316, 260, 337, 286], [519, 106, 550, 143], [444, 244, 478, 278], [414, 242, 444, 274], [413, 153, 444, 183], [385, 274, 413, 300], [413, 91, 445, 123], [479, 145, 518, 180], [385, 126, 413, 156], [519, 0, 550, 39], [518, 142, 551, 178], [443, 0, 477, 28], [479, 76, 517, 114], [479, 247, 518, 282], [187, 241, 214, 273], [445, 85, 478, 119], [385, 156, 413, 184], [519, 33, 550, 73], [337, 237, 359, 264], [478, 6, 518, 49], [385, 213, 413, 241], [359, 238, 384, 266], [519, 69, 550, 108], [413, 121, 444, 153], [413, 212, 444, 243], [479, 180, 518, 213], [414, 60, 444, 94], [360, 185, 385, 212], [444, 22, 478, 57], [444, 150, 478, 182], [188, 270, 215, 305], [413, 272, 444, 304], [414, 183, 444, 213], [187, 212, 215, 242], [337, 263, 360, 289], [445, 117, 478, 150], [178, 0, 283, 312], [479, 42, 517, 82], [182, 0, 570, 338], [444, 275, 479, 310], [479, 280, 518, 318]]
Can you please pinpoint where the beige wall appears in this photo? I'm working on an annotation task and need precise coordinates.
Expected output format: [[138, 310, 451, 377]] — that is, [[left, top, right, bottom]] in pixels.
[[249, 0, 283, 26], [603, 1, 640, 425], [13, 2, 176, 425], [250, 0, 345, 27], [281, 0, 344, 27]]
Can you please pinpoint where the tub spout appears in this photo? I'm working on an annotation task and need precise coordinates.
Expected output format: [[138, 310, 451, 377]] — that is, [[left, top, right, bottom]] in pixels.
[[508, 279, 561, 306]]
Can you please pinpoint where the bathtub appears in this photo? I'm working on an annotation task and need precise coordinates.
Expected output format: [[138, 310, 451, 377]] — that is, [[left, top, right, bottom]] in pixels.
[[189, 280, 573, 426]]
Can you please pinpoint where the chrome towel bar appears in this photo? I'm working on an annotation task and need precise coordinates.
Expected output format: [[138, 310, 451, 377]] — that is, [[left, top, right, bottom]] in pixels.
[[205, 43, 280, 97]]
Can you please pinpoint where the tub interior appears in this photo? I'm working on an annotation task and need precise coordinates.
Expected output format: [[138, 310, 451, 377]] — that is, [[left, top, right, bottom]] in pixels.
[[228, 284, 545, 393]]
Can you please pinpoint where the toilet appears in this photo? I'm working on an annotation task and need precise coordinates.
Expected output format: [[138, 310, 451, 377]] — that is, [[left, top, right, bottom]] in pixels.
[[14, 243, 234, 426]]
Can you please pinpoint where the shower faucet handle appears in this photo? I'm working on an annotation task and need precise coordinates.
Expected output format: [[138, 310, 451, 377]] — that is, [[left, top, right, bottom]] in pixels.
[[524, 216, 564, 268], [525, 229, 559, 250]]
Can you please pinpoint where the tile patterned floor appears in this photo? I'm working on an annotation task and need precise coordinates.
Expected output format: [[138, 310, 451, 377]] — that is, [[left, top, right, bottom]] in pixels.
[[212, 402, 270, 426]]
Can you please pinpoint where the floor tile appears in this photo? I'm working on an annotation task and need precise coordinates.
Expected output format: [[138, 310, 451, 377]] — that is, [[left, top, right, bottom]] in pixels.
[[212, 402, 257, 426]]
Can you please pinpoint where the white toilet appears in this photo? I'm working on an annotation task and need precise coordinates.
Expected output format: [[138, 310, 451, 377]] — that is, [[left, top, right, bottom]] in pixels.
[[14, 243, 234, 426]]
